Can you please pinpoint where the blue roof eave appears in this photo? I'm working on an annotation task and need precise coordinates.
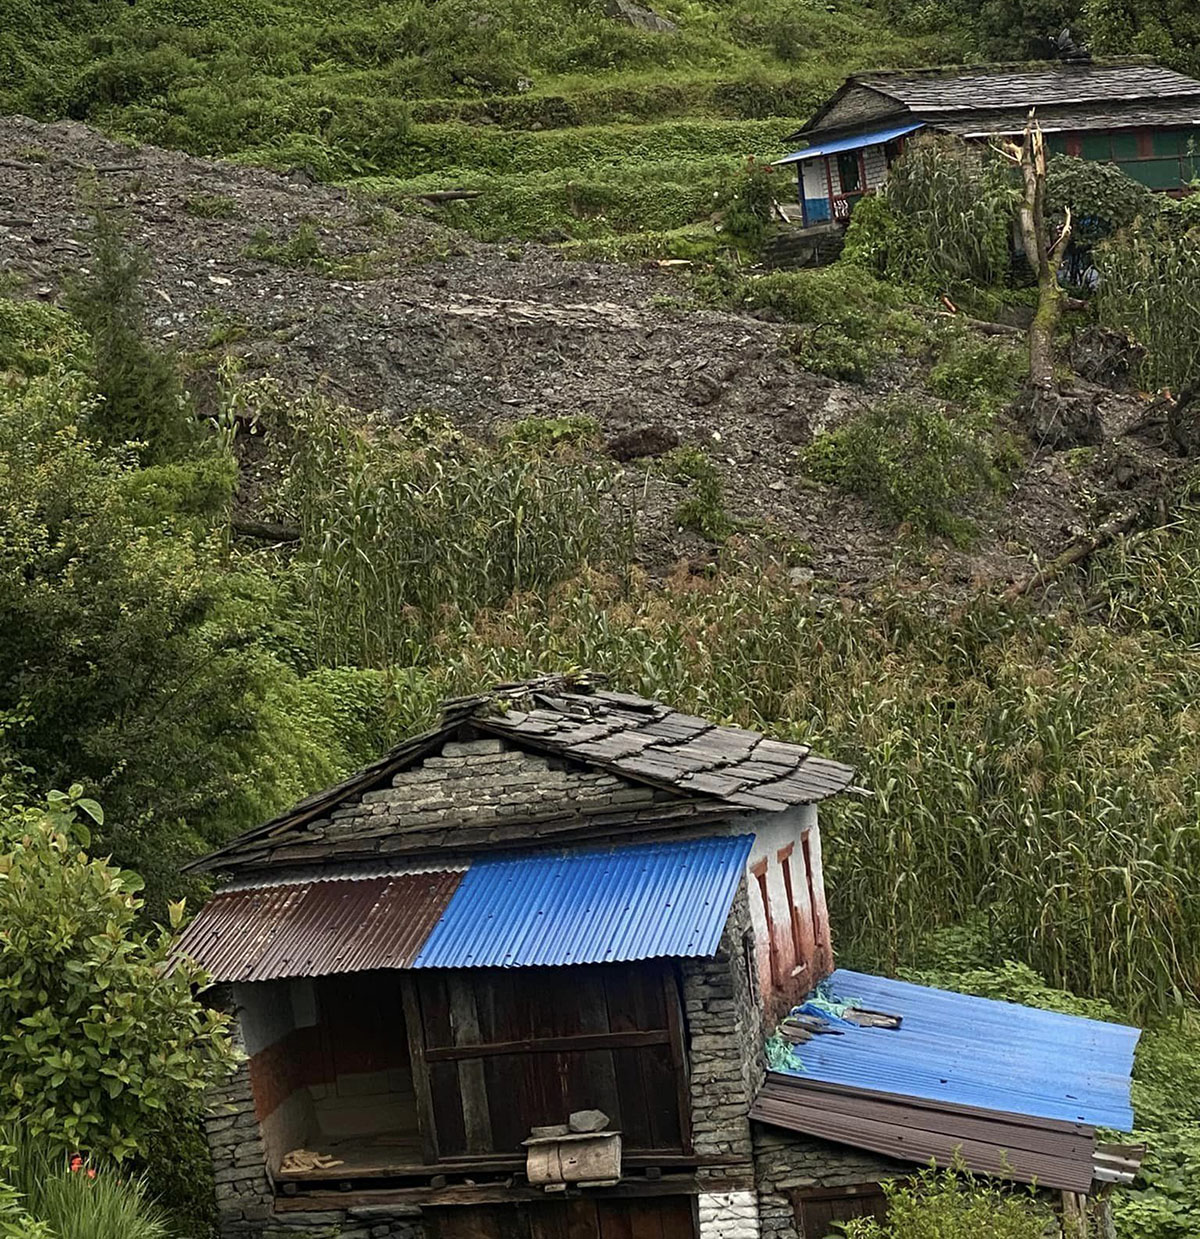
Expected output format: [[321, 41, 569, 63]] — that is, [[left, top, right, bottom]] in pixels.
[[772, 121, 926, 166]]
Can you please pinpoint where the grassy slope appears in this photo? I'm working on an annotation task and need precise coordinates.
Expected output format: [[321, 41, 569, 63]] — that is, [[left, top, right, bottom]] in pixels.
[[0, 0, 972, 237]]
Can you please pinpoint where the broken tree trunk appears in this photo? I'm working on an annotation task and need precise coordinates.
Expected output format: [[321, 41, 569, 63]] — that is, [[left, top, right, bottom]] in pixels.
[[998, 113, 1074, 439]]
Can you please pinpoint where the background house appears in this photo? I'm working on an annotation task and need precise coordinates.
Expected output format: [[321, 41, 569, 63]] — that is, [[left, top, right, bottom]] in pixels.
[[178, 677, 1140, 1239], [773, 60, 1200, 227]]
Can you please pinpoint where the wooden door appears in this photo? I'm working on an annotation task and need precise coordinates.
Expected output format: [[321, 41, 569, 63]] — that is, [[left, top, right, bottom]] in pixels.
[[792, 1184, 887, 1238], [428, 1195, 697, 1239]]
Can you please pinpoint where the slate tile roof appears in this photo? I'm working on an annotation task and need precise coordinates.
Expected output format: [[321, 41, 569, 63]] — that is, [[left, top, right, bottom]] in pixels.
[[186, 675, 855, 875], [480, 682, 855, 808], [794, 59, 1200, 143], [861, 62, 1200, 113]]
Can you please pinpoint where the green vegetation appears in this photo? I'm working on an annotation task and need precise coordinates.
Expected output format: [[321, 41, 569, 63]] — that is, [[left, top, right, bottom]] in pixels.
[[728, 265, 927, 380], [666, 444, 735, 541], [0, 790, 234, 1159], [843, 1160, 1052, 1239], [5, 1134, 170, 1239], [183, 193, 238, 219], [801, 395, 1008, 539], [1098, 222, 1200, 390], [842, 135, 1016, 292], [0, 0, 973, 241], [276, 392, 629, 666]]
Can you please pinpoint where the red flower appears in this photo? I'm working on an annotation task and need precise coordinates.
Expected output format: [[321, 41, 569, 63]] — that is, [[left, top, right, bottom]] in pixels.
[[69, 1155, 83, 1174]]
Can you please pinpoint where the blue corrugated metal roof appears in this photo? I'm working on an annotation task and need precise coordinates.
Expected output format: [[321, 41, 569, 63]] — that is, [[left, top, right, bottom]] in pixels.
[[773, 121, 925, 165], [779, 969, 1139, 1131], [413, 835, 754, 969]]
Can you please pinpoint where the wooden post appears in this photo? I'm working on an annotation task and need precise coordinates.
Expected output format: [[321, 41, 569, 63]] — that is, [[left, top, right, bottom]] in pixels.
[[1062, 1190, 1089, 1239], [400, 975, 440, 1164]]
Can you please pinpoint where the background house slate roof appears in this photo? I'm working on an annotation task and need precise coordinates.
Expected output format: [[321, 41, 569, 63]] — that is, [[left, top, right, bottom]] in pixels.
[[859, 62, 1200, 112], [186, 676, 855, 874], [794, 59, 1200, 142]]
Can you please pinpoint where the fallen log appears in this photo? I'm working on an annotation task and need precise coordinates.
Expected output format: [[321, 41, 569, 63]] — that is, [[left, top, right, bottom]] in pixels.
[[232, 517, 302, 544], [1002, 506, 1144, 603]]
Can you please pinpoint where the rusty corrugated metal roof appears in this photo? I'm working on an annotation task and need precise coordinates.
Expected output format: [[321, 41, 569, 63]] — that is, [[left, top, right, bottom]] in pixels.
[[173, 872, 462, 981], [752, 1075, 1097, 1192]]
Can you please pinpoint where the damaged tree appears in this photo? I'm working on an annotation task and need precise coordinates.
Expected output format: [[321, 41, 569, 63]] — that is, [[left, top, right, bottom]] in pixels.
[[997, 112, 1093, 447]]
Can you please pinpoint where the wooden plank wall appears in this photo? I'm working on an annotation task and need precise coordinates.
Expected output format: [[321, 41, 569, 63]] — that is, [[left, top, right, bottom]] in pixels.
[[413, 962, 691, 1159], [427, 1195, 697, 1239]]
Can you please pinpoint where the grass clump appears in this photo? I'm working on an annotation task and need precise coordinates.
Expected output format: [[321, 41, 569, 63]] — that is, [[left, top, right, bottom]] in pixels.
[[183, 192, 237, 219], [732, 266, 926, 381], [4, 1134, 167, 1239], [0, 298, 87, 376], [503, 414, 600, 452], [666, 444, 735, 542], [843, 1159, 1051, 1239], [801, 396, 1005, 540], [245, 221, 326, 269]]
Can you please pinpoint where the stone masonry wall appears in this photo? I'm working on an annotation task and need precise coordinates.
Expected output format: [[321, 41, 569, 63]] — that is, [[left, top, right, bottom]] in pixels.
[[753, 1126, 910, 1239], [206, 1024, 428, 1239], [682, 884, 765, 1239], [205, 1024, 276, 1239], [278, 737, 673, 858]]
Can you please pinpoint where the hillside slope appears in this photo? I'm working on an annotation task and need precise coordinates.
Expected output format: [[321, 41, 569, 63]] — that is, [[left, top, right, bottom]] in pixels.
[[3, 113, 1187, 590]]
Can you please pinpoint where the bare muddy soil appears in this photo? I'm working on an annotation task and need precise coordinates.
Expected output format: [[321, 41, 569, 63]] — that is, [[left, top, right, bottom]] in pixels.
[[0, 114, 1180, 594]]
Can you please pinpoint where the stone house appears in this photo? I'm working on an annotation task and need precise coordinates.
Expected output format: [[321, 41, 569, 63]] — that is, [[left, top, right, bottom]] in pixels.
[[177, 676, 1141, 1239], [772, 60, 1200, 228]]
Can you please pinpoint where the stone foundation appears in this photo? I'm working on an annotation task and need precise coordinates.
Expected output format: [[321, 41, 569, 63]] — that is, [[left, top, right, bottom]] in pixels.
[[261, 1205, 423, 1239], [753, 1125, 909, 1239]]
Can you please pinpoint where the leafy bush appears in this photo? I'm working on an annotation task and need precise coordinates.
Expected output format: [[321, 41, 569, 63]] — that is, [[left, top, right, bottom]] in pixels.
[[665, 445, 734, 542], [842, 1160, 1052, 1239], [0, 790, 235, 1160], [1045, 153, 1158, 251], [801, 396, 1005, 539]]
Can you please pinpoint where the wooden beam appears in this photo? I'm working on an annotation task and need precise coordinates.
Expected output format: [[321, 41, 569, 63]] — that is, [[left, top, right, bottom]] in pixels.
[[274, 1174, 702, 1212], [400, 974, 439, 1164], [424, 1029, 672, 1062], [662, 967, 693, 1156]]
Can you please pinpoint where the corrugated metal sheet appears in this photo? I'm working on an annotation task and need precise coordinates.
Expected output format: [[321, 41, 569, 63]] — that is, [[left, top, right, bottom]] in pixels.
[[752, 1076, 1097, 1192], [773, 121, 924, 165], [413, 835, 754, 969], [173, 872, 462, 981], [781, 970, 1139, 1130]]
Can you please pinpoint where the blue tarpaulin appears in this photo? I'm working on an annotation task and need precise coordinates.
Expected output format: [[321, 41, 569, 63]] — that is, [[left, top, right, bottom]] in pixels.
[[778, 969, 1139, 1130], [773, 121, 925, 166], [413, 835, 754, 969]]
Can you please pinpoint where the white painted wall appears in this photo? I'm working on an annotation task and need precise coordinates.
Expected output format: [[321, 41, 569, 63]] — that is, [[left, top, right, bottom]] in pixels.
[[734, 805, 831, 1015], [698, 1190, 761, 1239]]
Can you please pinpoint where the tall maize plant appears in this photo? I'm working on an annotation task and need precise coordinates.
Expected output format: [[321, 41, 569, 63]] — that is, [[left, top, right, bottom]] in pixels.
[[394, 565, 1200, 1019], [281, 397, 632, 667], [1098, 223, 1200, 390]]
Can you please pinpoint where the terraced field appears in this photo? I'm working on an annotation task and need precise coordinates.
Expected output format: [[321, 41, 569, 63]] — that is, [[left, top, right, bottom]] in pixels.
[[1, 0, 969, 240]]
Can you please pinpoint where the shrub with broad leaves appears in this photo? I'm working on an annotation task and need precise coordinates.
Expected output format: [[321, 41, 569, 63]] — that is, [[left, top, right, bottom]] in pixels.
[[0, 788, 235, 1161]]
